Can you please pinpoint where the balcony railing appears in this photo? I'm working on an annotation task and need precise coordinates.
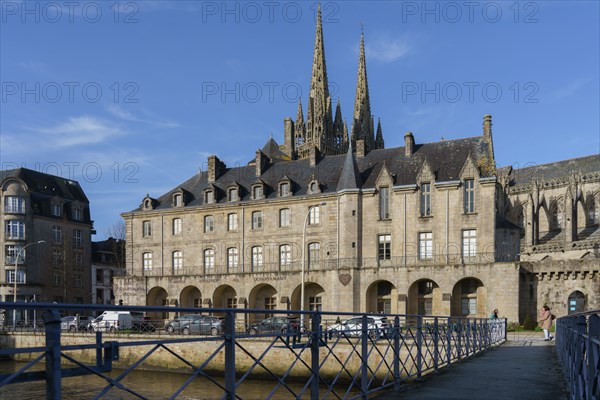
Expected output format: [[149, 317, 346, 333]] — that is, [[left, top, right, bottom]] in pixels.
[[124, 252, 510, 277]]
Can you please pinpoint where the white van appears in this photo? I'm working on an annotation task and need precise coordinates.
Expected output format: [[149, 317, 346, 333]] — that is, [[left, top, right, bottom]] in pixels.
[[90, 311, 144, 332]]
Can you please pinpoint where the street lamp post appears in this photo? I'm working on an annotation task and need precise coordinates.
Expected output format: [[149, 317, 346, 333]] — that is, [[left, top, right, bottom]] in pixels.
[[300, 202, 326, 329], [13, 240, 46, 327]]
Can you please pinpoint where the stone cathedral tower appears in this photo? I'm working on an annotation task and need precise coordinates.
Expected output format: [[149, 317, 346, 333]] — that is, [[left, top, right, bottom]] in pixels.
[[284, 6, 383, 160]]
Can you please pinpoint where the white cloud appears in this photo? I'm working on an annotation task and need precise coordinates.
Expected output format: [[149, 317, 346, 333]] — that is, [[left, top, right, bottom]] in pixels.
[[365, 34, 412, 63], [107, 105, 180, 128], [36, 116, 125, 147]]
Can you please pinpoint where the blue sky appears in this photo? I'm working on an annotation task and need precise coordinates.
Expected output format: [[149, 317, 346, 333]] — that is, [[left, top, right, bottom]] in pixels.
[[1, 0, 599, 239]]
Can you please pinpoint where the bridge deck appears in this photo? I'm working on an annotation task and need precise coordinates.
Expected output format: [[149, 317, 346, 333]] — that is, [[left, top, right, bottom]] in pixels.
[[377, 332, 568, 400]]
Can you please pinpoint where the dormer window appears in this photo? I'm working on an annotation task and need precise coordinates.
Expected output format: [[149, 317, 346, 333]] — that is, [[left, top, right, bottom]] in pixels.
[[52, 204, 62, 217], [308, 179, 321, 194], [279, 182, 290, 197], [73, 206, 82, 221], [205, 190, 215, 204], [228, 187, 239, 202], [252, 185, 264, 200], [173, 194, 183, 207]]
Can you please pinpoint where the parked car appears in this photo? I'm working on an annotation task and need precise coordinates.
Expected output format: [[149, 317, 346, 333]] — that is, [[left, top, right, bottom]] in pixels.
[[60, 316, 95, 332], [247, 317, 300, 335], [327, 316, 390, 339], [132, 315, 156, 333], [164, 314, 204, 333], [182, 316, 223, 335], [90, 311, 145, 332]]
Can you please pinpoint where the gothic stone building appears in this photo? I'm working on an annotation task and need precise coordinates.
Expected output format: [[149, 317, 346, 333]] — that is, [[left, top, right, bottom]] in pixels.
[[0, 168, 93, 320], [114, 7, 599, 323]]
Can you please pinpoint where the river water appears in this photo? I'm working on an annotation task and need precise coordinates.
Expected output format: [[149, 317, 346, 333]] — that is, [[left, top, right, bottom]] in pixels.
[[0, 360, 319, 399]]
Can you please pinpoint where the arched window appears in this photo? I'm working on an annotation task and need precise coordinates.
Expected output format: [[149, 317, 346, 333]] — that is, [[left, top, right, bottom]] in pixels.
[[551, 205, 563, 230], [204, 249, 215, 271], [251, 246, 263, 270], [172, 250, 183, 270], [308, 242, 320, 269], [227, 248, 238, 272], [279, 244, 291, 267], [142, 252, 153, 271]]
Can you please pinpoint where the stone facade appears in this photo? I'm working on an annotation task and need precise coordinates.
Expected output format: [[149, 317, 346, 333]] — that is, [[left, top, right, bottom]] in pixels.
[[0, 168, 93, 319], [114, 10, 599, 324]]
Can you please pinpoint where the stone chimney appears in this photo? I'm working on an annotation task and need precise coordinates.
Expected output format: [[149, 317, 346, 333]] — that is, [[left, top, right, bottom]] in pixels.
[[283, 118, 295, 159], [404, 132, 414, 157], [356, 140, 365, 158], [255, 149, 269, 176], [483, 114, 492, 143], [208, 155, 226, 182], [309, 146, 321, 167]]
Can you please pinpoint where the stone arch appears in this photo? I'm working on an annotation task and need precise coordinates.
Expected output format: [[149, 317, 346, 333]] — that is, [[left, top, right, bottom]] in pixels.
[[146, 286, 168, 320], [248, 283, 278, 322], [291, 282, 325, 312], [365, 280, 398, 314], [212, 284, 238, 309], [567, 290, 586, 314], [180, 286, 201, 309], [451, 277, 486, 318], [407, 279, 441, 316]]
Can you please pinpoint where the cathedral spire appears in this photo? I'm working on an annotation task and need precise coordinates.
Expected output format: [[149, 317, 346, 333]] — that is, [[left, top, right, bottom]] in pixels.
[[351, 30, 374, 151], [375, 118, 384, 149], [303, 3, 333, 156], [333, 98, 347, 151]]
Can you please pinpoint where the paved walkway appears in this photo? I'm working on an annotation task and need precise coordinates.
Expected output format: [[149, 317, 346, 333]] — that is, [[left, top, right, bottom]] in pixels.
[[377, 331, 569, 400]]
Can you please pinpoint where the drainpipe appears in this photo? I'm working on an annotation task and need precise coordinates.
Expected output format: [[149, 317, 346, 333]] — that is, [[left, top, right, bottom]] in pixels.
[[241, 206, 245, 274], [446, 190, 449, 264], [403, 193, 407, 267]]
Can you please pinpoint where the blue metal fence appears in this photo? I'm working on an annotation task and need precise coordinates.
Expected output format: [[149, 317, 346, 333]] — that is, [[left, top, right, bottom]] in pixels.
[[0, 303, 506, 399], [555, 310, 600, 400]]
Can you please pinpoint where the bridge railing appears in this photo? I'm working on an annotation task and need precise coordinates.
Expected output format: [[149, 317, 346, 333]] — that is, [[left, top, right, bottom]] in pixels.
[[555, 310, 600, 400], [0, 303, 506, 399]]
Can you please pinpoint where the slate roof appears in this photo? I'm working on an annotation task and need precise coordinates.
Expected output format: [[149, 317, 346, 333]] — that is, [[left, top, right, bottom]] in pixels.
[[509, 155, 600, 186], [0, 168, 91, 222], [130, 136, 492, 212]]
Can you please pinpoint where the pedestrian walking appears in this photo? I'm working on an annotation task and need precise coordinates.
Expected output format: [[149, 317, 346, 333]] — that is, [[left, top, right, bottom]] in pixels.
[[539, 305, 554, 341], [489, 309, 499, 319]]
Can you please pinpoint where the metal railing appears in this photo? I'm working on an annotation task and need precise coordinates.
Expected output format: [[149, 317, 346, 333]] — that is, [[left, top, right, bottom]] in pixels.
[[555, 310, 600, 400], [0, 303, 506, 399]]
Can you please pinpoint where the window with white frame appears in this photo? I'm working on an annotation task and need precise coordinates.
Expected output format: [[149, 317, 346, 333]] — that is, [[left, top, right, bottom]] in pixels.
[[174, 194, 183, 207], [142, 220, 152, 237], [308, 242, 320, 268], [226, 298, 237, 308], [251, 246, 263, 270], [227, 213, 238, 231], [379, 187, 389, 219], [73, 207, 82, 221], [252, 211, 262, 229], [228, 188, 238, 202], [143, 252, 153, 270], [73, 229, 82, 247], [279, 244, 291, 267], [205, 190, 215, 204], [5, 245, 24, 264], [419, 232, 433, 260], [172, 218, 182, 235], [51, 203, 62, 217], [6, 220, 25, 239], [253, 185, 263, 200], [463, 179, 475, 213], [7, 269, 25, 284], [378, 234, 391, 260], [462, 229, 477, 258], [227, 247, 238, 272], [4, 196, 25, 213], [420, 183, 431, 217], [173, 250, 183, 270], [308, 205, 320, 225], [52, 226, 62, 244], [204, 215, 214, 233], [279, 208, 291, 228], [280, 182, 290, 197], [204, 249, 215, 271]]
